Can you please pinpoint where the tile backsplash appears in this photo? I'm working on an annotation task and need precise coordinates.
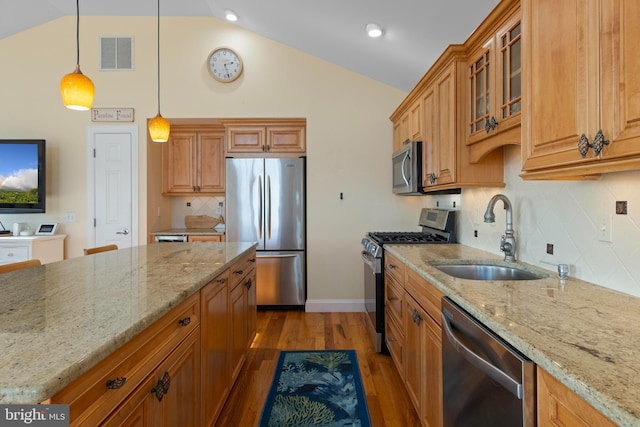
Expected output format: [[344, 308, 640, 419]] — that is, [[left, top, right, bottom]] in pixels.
[[437, 146, 640, 297], [171, 196, 225, 229]]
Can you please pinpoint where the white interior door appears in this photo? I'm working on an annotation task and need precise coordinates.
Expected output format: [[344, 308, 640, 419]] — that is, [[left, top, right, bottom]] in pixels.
[[86, 125, 138, 249]]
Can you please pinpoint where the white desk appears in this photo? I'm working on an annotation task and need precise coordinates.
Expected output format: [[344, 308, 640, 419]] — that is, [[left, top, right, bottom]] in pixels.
[[0, 235, 66, 265]]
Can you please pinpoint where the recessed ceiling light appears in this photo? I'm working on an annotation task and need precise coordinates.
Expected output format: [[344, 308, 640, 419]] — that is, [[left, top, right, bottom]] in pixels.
[[225, 9, 238, 22], [366, 23, 383, 38]]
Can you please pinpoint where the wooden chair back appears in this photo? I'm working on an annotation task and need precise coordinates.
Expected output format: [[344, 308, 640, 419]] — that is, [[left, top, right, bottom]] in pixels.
[[0, 259, 42, 274], [84, 244, 118, 255]]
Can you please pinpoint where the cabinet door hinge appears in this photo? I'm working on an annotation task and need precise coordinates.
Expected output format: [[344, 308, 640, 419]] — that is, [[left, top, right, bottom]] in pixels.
[[93, 218, 97, 227], [93, 148, 96, 158]]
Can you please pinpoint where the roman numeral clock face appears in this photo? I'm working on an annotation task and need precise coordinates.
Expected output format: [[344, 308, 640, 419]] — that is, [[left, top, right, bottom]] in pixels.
[[207, 47, 243, 82]]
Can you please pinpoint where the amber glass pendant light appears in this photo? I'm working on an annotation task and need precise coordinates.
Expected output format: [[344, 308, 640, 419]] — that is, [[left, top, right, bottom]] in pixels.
[[149, 0, 170, 142], [60, 0, 95, 110]]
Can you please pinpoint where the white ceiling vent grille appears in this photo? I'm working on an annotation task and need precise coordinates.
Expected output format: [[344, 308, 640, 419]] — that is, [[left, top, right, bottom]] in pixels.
[[100, 36, 134, 71]]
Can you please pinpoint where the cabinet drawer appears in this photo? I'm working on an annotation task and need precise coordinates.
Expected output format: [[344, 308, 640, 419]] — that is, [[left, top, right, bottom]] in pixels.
[[405, 268, 444, 327], [229, 250, 256, 290], [0, 245, 29, 263], [385, 276, 404, 327], [385, 309, 404, 379], [384, 251, 405, 286], [52, 292, 200, 426]]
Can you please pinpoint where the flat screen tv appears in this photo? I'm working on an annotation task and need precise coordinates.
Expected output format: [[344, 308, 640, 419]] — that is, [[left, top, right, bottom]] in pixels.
[[0, 139, 46, 213]]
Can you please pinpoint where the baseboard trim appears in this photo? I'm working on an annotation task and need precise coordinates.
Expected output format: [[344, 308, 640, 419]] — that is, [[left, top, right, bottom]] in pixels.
[[305, 299, 365, 312]]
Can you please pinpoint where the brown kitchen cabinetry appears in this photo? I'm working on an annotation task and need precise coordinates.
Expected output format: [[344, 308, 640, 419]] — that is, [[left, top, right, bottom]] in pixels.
[[521, 0, 640, 179], [223, 119, 306, 154], [420, 47, 505, 192], [51, 248, 257, 427], [162, 126, 225, 195], [392, 97, 422, 153], [537, 367, 616, 427], [465, 0, 521, 162], [384, 250, 443, 427], [104, 329, 201, 427], [187, 235, 224, 243], [200, 271, 230, 427]]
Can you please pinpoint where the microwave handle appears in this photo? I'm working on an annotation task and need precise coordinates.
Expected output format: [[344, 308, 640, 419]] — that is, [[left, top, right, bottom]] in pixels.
[[401, 151, 411, 186]]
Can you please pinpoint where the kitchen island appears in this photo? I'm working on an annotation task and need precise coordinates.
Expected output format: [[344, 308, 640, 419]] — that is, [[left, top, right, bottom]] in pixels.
[[385, 244, 639, 427], [0, 241, 256, 419]]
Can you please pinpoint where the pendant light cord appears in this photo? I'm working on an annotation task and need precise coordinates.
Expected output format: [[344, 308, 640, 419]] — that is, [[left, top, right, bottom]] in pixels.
[[157, 0, 161, 114], [75, 0, 80, 66]]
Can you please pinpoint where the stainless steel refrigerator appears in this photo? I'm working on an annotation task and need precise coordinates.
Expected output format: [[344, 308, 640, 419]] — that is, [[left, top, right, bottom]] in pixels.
[[225, 157, 306, 308]]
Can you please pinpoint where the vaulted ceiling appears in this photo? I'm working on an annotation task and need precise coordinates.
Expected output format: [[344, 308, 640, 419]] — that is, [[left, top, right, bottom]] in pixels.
[[0, 0, 499, 91]]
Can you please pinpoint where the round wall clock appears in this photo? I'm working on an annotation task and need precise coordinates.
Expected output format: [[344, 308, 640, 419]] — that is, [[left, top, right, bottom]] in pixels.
[[207, 47, 243, 82]]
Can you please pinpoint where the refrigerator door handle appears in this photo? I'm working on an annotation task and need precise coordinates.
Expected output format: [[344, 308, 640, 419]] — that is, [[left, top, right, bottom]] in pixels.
[[258, 174, 263, 240], [267, 175, 272, 240]]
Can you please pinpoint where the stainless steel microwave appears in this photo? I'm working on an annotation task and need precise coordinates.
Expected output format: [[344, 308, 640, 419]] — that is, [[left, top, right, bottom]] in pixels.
[[392, 140, 423, 195]]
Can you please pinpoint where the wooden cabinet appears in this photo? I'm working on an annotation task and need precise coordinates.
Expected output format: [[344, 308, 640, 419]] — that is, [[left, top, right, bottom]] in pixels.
[[465, 0, 521, 162], [0, 235, 65, 265], [200, 272, 230, 427], [187, 235, 224, 243], [384, 250, 443, 427], [392, 98, 422, 152], [224, 119, 306, 154], [52, 248, 257, 427], [521, 0, 640, 179], [537, 368, 616, 427], [105, 329, 201, 427], [162, 127, 225, 195]]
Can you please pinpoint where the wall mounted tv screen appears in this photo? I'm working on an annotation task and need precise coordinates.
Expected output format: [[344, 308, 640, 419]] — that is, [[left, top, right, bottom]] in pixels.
[[0, 140, 46, 213]]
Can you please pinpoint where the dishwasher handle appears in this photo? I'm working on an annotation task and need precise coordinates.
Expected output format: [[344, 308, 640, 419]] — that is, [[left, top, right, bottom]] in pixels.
[[441, 311, 524, 399]]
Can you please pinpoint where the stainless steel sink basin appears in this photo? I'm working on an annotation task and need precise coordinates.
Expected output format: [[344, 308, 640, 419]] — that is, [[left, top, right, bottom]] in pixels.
[[433, 263, 544, 281]]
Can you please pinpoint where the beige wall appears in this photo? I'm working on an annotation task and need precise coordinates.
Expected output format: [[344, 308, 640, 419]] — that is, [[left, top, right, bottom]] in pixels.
[[0, 16, 429, 304]]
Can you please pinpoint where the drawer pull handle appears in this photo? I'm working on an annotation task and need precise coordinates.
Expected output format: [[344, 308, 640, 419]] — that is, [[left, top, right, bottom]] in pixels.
[[387, 337, 396, 342], [151, 371, 171, 402], [178, 317, 191, 327], [234, 269, 244, 275], [106, 377, 127, 390], [387, 264, 395, 270], [245, 278, 252, 289], [387, 296, 397, 301], [250, 258, 256, 263], [412, 309, 422, 326], [217, 278, 227, 284]]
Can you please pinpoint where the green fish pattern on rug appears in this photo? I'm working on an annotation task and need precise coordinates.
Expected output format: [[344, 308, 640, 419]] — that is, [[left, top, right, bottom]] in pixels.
[[259, 350, 372, 427]]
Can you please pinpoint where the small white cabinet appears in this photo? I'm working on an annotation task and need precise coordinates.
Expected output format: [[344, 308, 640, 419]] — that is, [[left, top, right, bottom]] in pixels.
[[0, 235, 65, 265]]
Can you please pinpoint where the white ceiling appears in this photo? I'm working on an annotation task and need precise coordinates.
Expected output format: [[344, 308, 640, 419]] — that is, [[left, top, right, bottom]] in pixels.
[[0, 0, 499, 92]]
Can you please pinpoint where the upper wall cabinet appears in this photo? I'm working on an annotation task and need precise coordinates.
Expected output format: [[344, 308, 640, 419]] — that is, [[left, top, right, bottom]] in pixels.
[[521, 0, 640, 179], [163, 126, 225, 195], [223, 119, 306, 155], [465, 0, 522, 163], [392, 97, 422, 153]]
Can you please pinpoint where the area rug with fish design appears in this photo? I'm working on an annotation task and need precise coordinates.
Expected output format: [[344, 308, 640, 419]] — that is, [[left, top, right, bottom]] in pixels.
[[258, 350, 372, 427]]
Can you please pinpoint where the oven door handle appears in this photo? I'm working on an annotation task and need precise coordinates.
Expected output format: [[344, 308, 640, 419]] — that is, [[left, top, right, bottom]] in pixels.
[[441, 312, 524, 399], [361, 251, 377, 269]]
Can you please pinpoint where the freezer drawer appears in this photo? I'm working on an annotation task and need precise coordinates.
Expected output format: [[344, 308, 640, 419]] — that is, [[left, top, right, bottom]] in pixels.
[[256, 251, 305, 306]]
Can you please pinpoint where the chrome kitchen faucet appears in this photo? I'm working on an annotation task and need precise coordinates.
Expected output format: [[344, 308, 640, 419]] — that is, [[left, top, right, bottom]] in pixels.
[[484, 194, 516, 262]]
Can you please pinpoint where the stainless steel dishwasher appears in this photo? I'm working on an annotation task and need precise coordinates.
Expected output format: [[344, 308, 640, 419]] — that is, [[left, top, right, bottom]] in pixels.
[[441, 297, 535, 427]]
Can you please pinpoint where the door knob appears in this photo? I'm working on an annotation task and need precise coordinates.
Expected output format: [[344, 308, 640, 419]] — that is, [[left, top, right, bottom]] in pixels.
[[116, 229, 130, 235]]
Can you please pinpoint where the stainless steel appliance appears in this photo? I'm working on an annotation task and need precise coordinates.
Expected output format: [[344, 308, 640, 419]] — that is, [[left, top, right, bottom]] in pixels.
[[392, 140, 423, 195], [361, 208, 455, 353], [441, 297, 535, 427], [226, 157, 306, 308], [154, 234, 187, 242]]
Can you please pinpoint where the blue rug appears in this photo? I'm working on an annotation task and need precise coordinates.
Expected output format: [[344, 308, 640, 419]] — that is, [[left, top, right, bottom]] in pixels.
[[259, 350, 372, 427]]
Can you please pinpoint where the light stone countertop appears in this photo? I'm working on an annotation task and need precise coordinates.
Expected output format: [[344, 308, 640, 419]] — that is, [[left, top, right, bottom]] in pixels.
[[0, 241, 256, 404], [385, 243, 639, 427]]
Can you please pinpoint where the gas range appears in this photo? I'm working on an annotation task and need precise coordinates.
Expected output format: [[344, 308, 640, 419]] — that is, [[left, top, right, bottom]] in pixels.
[[361, 208, 456, 258], [361, 208, 456, 354]]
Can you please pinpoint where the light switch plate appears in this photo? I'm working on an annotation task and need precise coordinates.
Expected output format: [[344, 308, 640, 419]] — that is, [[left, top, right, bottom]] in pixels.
[[597, 215, 613, 242]]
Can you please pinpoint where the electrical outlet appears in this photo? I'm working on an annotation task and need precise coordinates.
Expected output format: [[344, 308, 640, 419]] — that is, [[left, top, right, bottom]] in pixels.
[[597, 215, 613, 242], [474, 230, 478, 238], [546, 244, 554, 255]]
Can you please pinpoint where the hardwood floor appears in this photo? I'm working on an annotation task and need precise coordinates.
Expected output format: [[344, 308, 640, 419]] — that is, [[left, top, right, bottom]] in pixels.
[[215, 310, 421, 427]]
